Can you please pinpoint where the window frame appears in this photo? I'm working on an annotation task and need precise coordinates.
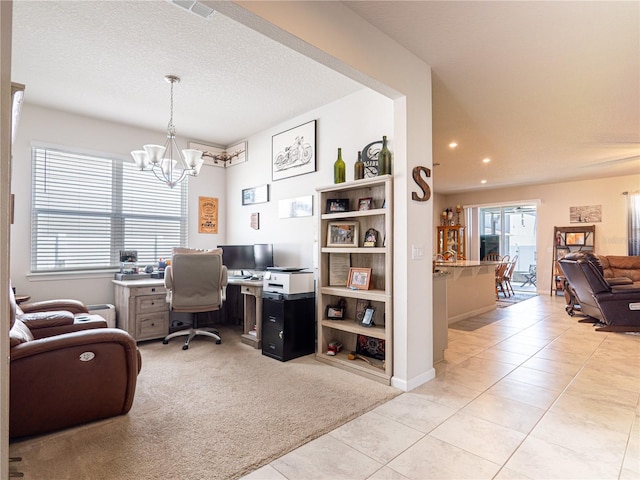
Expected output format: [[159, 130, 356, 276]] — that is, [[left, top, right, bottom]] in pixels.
[[30, 144, 188, 273]]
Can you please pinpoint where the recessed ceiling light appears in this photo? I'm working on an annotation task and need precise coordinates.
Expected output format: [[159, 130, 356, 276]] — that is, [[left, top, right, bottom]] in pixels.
[[481, 179, 487, 184], [482, 158, 491, 163], [449, 142, 458, 148]]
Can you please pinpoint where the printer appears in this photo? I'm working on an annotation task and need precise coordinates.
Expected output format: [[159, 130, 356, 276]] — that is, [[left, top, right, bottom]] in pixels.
[[263, 270, 314, 297]]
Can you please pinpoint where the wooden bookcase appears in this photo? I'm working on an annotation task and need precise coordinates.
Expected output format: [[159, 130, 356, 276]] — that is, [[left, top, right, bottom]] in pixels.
[[551, 225, 595, 295], [315, 175, 393, 384]]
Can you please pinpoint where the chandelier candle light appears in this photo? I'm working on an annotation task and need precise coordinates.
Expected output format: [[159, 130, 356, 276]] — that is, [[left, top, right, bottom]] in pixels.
[[131, 75, 204, 188]]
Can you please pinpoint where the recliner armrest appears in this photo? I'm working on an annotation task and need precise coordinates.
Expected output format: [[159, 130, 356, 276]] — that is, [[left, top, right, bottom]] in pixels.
[[607, 276, 634, 286], [20, 299, 89, 315], [18, 310, 75, 329]]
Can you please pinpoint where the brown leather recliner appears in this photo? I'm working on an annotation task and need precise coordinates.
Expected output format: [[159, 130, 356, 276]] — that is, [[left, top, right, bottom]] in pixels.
[[9, 287, 142, 439], [558, 252, 640, 332]]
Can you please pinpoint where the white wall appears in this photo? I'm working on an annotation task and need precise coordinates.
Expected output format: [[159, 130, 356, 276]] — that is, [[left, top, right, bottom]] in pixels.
[[224, 89, 394, 268], [10, 103, 226, 304], [442, 174, 639, 293], [9, 91, 394, 305]]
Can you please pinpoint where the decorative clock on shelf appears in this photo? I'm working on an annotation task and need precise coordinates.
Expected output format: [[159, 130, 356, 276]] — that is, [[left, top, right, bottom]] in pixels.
[[362, 140, 382, 178]]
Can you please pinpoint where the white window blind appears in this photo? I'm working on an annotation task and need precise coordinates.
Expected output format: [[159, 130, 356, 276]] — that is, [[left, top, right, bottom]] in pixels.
[[31, 146, 188, 272]]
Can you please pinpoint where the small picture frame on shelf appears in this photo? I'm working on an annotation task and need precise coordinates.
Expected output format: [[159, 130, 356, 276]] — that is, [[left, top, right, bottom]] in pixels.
[[358, 197, 373, 211], [326, 300, 346, 320], [327, 222, 359, 247], [363, 228, 379, 247], [326, 198, 349, 213], [347, 267, 372, 290], [361, 307, 375, 327]]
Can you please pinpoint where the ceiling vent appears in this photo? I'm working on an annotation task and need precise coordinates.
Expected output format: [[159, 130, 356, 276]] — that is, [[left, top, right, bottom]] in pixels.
[[170, 0, 215, 19]]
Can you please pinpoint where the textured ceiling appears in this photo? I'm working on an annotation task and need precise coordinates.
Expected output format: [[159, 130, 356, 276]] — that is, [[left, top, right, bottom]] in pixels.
[[11, 1, 640, 194]]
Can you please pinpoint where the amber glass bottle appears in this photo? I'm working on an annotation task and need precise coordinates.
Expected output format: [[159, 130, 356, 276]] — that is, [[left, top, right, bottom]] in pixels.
[[378, 135, 391, 175], [334, 147, 346, 183], [354, 151, 364, 180]]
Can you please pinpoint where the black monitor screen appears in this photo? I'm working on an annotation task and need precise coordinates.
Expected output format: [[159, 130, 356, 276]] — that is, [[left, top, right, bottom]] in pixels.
[[219, 245, 255, 271], [253, 244, 274, 271]]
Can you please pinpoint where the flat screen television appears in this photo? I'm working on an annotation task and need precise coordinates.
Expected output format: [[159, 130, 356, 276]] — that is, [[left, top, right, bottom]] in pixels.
[[219, 245, 255, 271], [253, 244, 274, 271]]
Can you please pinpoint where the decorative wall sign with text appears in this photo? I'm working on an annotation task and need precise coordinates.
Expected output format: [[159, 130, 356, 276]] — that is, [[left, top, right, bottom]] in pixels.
[[411, 166, 431, 202], [198, 196, 219, 234]]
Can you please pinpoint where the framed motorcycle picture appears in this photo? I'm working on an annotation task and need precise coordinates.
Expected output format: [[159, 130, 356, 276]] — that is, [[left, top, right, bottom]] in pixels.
[[272, 120, 317, 181]]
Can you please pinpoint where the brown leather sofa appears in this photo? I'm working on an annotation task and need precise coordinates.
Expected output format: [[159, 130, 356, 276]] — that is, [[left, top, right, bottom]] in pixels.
[[598, 255, 640, 284], [9, 287, 142, 439]]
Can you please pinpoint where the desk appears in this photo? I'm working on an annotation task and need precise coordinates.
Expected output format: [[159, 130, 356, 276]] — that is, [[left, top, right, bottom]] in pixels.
[[228, 278, 264, 349]]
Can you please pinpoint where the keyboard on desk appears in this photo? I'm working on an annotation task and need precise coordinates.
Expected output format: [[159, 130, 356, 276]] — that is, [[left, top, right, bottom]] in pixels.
[[230, 275, 252, 280]]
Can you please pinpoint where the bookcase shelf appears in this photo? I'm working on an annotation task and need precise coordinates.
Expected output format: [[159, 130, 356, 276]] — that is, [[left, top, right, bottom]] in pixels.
[[551, 225, 595, 296], [316, 175, 393, 385]]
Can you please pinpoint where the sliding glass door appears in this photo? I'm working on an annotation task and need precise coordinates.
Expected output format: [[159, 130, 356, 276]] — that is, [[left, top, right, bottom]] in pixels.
[[480, 204, 537, 289]]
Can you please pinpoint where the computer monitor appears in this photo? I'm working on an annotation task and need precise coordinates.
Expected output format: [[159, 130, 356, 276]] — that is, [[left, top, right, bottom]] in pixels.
[[253, 243, 274, 271], [219, 245, 255, 271]]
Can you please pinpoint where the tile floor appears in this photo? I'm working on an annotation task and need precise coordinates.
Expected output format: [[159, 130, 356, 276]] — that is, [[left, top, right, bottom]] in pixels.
[[241, 294, 640, 480]]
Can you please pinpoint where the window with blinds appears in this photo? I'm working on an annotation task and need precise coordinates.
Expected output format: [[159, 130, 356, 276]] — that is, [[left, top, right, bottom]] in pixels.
[[31, 146, 188, 272]]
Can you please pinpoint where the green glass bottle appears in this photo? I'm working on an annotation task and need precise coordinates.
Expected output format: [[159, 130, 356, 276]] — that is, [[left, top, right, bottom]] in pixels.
[[354, 150, 364, 180], [334, 147, 346, 183], [378, 135, 392, 176]]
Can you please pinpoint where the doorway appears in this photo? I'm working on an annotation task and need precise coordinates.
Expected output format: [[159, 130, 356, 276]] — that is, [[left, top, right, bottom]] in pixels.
[[480, 204, 537, 292]]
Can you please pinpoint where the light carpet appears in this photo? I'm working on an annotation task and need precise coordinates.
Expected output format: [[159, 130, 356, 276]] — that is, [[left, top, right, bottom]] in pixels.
[[9, 325, 400, 480]]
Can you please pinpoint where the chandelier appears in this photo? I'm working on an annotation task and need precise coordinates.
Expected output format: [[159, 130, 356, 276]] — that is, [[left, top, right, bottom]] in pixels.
[[131, 75, 203, 188]]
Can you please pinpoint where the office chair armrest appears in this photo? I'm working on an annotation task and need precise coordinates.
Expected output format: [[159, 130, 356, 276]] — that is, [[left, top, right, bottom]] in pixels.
[[164, 265, 174, 291], [221, 265, 228, 287]]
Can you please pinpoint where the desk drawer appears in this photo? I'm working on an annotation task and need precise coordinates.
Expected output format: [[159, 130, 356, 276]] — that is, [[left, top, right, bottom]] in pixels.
[[241, 285, 260, 296], [136, 312, 168, 338], [136, 294, 167, 313], [133, 286, 166, 296]]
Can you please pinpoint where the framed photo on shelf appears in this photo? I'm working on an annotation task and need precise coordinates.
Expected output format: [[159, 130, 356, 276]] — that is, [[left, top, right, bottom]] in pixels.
[[566, 232, 585, 246], [556, 247, 570, 260], [358, 197, 373, 211], [326, 304, 346, 320], [326, 198, 349, 213], [329, 253, 351, 286], [327, 222, 359, 247], [361, 307, 375, 327], [347, 267, 372, 290], [363, 228, 379, 247]]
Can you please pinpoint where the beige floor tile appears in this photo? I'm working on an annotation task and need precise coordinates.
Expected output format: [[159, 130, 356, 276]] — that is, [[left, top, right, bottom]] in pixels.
[[487, 378, 559, 409], [410, 377, 483, 410], [549, 390, 637, 433], [366, 466, 410, 479], [503, 366, 573, 392], [563, 377, 640, 409], [270, 435, 382, 480], [574, 365, 640, 394], [494, 339, 544, 356], [503, 334, 552, 348], [329, 411, 424, 464], [429, 412, 526, 464], [454, 355, 518, 376], [460, 392, 546, 434], [492, 467, 535, 479], [436, 364, 508, 391], [241, 464, 288, 480], [520, 355, 584, 376], [622, 414, 640, 474], [373, 392, 457, 433], [474, 348, 531, 366], [505, 436, 621, 479], [386, 435, 501, 480], [530, 410, 629, 465], [534, 345, 592, 364]]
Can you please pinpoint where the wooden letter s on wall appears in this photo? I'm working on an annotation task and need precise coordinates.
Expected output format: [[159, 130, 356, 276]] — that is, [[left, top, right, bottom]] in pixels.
[[411, 166, 431, 202]]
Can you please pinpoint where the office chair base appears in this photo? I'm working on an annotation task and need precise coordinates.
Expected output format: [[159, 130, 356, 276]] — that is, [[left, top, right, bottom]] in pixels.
[[163, 327, 222, 349]]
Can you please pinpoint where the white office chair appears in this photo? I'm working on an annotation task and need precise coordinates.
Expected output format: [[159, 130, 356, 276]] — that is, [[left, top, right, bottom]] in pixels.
[[162, 248, 228, 350]]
